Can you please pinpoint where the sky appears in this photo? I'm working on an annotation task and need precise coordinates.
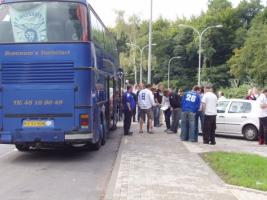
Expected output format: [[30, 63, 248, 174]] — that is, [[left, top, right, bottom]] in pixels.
[[89, 0, 243, 27]]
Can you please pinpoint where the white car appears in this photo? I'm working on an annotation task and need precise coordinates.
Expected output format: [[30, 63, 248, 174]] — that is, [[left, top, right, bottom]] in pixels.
[[215, 99, 260, 141]]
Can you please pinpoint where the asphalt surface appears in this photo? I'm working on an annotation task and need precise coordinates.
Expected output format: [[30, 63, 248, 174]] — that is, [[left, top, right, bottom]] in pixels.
[[0, 129, 123, 200]]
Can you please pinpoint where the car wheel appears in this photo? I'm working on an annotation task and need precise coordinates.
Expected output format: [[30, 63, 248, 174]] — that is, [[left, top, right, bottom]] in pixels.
[[15, 144, 30, 152], [243, 125, 258, 141]]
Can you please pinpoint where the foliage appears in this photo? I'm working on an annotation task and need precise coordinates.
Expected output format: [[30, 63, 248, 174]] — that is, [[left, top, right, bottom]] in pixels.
[[109, 0, 265, 89], [229, 7, 267, 87], [202, 152, 267, 191], [219, 84, 251, 98]]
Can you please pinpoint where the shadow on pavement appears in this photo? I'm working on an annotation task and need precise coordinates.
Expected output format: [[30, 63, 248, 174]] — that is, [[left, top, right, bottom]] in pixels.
[[11, 147, 95, 163], [199, 133, 245, 141]]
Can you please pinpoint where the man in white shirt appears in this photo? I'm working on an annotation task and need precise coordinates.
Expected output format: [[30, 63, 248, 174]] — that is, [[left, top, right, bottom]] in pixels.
[[138, 84, 156, 133], [202, 85, 218, 145], [257, 89, 267, 145]]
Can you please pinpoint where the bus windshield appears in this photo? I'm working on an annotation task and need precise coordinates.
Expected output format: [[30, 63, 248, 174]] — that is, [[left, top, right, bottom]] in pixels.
[[0, 1, 88, 43]]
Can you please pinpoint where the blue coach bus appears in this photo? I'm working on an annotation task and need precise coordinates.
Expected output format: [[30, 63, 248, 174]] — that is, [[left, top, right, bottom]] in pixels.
[[0, 0, 122, 151]]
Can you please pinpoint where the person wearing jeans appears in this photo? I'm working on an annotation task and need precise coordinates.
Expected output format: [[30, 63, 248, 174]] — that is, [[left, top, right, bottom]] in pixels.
[[180, 86, 201, 142], [181, 112, 196, 141], [162, 90, 171, 131], [153, 104, 161, 127], [154, 83, 163, 127], [169, 90, 182, 134], [194, 87, 204, 142]]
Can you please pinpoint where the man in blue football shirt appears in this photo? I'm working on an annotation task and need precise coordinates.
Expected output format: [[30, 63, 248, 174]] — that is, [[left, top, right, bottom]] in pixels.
[[123, 85, 136, 135], [181, 86, 201, 142]]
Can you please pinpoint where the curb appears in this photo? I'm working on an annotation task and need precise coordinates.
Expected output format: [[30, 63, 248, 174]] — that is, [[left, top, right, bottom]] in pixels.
[[103, 132, 126, 200], [227, 184, 267, 195]]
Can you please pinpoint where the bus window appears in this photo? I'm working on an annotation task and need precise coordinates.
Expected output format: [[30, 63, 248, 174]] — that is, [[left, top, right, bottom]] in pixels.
[[0, 2, 88, 43], [90, 12, 104, 48]]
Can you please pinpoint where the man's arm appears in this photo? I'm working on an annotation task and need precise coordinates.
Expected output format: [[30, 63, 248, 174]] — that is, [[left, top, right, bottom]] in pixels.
[[127, 102, 131, 112], [150, 92, 156, 106], [260, 103, 267, 109], [258, 96, 267, 109], [201, 95, 206, 113]]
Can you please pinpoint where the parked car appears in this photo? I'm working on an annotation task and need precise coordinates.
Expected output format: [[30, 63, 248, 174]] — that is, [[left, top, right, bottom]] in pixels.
[[201, 99, 260, 141]]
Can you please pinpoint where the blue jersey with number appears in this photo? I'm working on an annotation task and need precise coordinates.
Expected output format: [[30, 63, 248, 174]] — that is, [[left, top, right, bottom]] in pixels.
[[123, 92, 136, 112], [182, 91, 201, 113]]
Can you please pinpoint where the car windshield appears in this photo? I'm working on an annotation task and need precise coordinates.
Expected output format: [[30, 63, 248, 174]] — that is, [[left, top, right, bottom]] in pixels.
[[0, 1, 88, 43]]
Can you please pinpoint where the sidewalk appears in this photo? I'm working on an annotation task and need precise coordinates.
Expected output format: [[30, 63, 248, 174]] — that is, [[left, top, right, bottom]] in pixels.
[[105, 123, 238, 200]]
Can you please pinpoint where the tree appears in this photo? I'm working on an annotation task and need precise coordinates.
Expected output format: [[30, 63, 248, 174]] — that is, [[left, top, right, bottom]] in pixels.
[[110, 0, 266, 89], [228, 8, 267, 87]]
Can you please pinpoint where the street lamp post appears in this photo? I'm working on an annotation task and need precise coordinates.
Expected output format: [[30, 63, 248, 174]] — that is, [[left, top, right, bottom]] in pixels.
[[168, 56, 181, 89], [178, 24, 223, 85], [147, 0, 153, 84], [127, 43, 156, 84]]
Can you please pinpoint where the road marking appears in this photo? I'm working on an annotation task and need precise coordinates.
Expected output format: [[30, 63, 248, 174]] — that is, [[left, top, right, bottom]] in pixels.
[[0, 148, 17, 159]]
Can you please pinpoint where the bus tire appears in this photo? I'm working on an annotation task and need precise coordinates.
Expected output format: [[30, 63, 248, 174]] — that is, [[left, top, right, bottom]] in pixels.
[[102, 131, 106, 146], [91, 138, 101, 151], [101, 115, 108, 146], [91, 131, 102, 151], [15, 144, 30, 152]]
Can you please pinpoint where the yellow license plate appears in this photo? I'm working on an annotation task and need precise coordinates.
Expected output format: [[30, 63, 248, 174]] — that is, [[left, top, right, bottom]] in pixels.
[[23, 121, 46, 127]]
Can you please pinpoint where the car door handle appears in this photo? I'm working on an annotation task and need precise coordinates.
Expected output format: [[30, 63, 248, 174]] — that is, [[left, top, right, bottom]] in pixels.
[[241, 116, 247, 119], [219, 116, 224, 118]]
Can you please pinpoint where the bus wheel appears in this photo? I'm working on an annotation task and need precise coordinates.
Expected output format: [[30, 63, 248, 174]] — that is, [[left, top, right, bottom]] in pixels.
[[101, 118, 108, 146], [91, 134, 102, 151], [102, 130, 106, 146], [15, 144, 30, 152]]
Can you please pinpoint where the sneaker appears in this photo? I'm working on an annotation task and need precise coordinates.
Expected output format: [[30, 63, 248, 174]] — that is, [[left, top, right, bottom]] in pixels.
[[139, 130, 144, 134], [164, 129, 170, 132], [148, 131, 154, 134]]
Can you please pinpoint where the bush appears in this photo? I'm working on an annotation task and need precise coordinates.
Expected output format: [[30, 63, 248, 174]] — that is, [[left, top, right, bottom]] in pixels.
[[219, 85, 251, 99]]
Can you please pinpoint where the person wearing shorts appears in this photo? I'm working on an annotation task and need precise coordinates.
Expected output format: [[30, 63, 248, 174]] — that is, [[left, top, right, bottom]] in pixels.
[[138, 84, 155, 134]]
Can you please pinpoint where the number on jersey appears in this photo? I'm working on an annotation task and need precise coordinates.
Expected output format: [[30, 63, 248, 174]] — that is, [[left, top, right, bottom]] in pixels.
[[142, 93, 146, 100], [186, 94, 196, 102]]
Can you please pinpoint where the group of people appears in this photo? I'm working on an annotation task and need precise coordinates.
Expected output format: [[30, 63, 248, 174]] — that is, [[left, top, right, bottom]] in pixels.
[[123, 83, 218, 145], [123, 82, 267, 146]]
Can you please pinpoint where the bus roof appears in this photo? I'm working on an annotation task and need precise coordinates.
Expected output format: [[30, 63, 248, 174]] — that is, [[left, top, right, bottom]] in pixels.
[[1, 0, 87, 4]]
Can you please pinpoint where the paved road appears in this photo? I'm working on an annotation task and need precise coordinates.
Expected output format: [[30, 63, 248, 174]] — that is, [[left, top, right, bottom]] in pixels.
[[0, 129, 122, 200]]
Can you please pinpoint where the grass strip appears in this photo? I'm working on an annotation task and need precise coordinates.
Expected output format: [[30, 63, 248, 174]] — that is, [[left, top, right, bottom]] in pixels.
[[202, 152, 267, 191]]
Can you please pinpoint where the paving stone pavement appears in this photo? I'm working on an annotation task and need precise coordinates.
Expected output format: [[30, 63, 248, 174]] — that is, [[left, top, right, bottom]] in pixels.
[[105, 123, 238, 200]]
